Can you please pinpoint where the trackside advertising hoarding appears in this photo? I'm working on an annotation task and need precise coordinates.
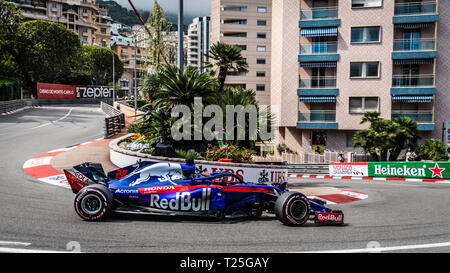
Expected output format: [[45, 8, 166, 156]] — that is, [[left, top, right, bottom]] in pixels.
[[329, 163, 368, 177], [330, 162, 450, 179], [37, 83, 113, 99], [368, 162, 450, 179], [37, 82, 76, 99]]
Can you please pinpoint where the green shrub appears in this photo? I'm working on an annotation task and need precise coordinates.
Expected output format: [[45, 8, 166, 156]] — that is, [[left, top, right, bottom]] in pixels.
[[416, 139, 448, 161]]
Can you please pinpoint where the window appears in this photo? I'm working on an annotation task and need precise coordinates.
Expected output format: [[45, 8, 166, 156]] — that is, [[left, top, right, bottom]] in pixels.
[[257, 7, 267, 13], [350, 62, 380, 78], [256, 84, 265, 91], [257, 20, 267, 26], [235, 45, 247, 51], [223, 19, 247, 25], [223, 32, 247, 37], [346, 132, 355, 147], [351, 27, 381, 43], [52, 3, 57, 8], [256, 71, 266, 77], [257, 59, 266, 64], [257, 45, 266, 52], [223, 6, 247, 12], [257, 33, 266, 39], [349, 97, 379, 113], [352, 0, 382, 8]]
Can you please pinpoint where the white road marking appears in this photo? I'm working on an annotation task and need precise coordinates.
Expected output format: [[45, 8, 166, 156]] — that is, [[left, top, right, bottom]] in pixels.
[[31, 108, 73, 129], [299, 241, 450, 253], [0, 247, 72, 253], [0, 241, 31, 247]]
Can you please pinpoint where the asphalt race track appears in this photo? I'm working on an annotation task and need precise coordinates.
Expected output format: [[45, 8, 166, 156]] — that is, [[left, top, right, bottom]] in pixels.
[[1, 106, 450, 253]]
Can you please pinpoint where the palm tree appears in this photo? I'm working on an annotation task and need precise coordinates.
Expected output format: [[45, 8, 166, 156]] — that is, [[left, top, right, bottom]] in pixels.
[[204, 42, 249, 93], [151, 65, 218, 110]]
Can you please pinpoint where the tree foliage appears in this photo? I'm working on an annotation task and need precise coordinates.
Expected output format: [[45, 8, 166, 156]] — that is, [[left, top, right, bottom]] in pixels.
[[353, 112, 420, 161], [81, 45, 124, 86], [204, 42, 249, 93], [416, 139, 448, 161]]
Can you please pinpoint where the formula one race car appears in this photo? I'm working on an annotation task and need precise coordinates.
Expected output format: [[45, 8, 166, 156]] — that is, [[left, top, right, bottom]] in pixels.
[[64, 161, 344, 226]]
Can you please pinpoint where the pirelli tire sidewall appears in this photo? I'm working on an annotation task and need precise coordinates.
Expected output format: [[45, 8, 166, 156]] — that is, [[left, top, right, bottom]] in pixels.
[[275, 192, 311, 226], [74, 184, 113, 221]]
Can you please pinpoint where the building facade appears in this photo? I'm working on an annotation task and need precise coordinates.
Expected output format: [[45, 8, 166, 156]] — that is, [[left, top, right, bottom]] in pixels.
[[187, 16, 211, 72], [211, 0, 272, 106], [8, 0, 111, 47], [271, 0, 448, 156]]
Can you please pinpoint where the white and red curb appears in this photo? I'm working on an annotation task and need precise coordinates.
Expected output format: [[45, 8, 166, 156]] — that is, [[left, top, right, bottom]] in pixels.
[[307, 189, 368, 205], [1, 106, 40, 116], [23, 138, 104, 189], [288, 173, 450, 183]]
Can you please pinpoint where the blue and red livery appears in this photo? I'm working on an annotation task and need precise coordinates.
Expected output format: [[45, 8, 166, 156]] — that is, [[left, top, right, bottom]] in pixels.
[[64, 161, 344, 226]]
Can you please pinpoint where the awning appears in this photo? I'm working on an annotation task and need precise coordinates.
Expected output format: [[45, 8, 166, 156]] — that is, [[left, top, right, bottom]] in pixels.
[[394, 23, 435, 29], [392, 96, 433, 103], [300, 27, 338, 37], [300, 62, 337, 68], [299, 96, 336, 103], [393, 59, 434, 65]]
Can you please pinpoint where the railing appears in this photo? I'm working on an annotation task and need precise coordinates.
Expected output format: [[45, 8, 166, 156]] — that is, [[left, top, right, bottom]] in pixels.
[[393, 39, 436, 51], [392, 74, 435, 87], [300, 7, 338, 20], [299, 76, 337, 88], [300, 42, 338, 54], [299, 110, 336, 122], [391, 110, 434, 123], [394, 1, 437, 15], [100, 102, 126, 138]]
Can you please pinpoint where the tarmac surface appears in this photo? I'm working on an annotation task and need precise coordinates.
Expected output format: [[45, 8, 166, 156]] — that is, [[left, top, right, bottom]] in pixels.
[[2, 105, 450, 253]]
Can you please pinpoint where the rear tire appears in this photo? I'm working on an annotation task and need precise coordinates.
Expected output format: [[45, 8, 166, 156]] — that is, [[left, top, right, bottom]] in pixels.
[[275, 192, 310, 226], [74, 184, 113, 221]]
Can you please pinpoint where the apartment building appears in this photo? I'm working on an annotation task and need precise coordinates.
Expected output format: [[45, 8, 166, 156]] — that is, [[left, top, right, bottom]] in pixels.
[[211, 0, 272, 106], [187, 16, 211, 72], [8, 0, 111, 47], [272, 0, 448, 155], [111, 38, 146, 98]]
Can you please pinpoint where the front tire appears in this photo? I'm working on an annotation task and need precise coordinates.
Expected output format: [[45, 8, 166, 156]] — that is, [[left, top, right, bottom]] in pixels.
[[74, 184, 113, 221], [275, 192, 310, 226]]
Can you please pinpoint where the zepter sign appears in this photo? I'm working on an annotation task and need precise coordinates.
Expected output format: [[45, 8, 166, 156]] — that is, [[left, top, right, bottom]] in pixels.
[[76, 86, 113, 99]]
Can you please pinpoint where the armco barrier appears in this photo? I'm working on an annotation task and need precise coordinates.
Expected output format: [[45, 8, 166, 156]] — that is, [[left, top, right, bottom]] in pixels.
[[101, 101, 126, 138]]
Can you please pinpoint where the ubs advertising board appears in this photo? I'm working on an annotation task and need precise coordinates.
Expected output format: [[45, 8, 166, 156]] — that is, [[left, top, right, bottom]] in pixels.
[[37, 83, 113, 99]]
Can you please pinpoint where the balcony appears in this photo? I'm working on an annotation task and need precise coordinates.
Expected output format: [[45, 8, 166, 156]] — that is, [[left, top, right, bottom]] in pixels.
[[392, 38, 437, 59], [393, 1, 438, 24], [298, 77, 338, 96], [391, 74, 436, 95], [391, 110, 434, 130], [299, 7, 340, 28], [300, 42, 337, 54], [392, 74, 434, 87], [297, 110, 338, 129]]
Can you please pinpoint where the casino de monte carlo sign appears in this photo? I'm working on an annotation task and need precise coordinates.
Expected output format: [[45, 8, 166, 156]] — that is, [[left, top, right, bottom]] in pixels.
[[368, 162, 450, 179]]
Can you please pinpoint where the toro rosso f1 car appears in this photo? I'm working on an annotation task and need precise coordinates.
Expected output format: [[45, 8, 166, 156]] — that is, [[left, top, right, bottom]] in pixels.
[[64, 161, 344, 226]]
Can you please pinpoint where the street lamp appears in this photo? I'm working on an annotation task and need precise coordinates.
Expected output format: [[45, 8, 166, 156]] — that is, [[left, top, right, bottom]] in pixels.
[[178, 0, 184, 72]]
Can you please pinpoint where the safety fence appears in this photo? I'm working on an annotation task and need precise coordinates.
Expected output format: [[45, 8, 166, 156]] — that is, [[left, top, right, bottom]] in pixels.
[[254, 150, 372, 165], [0, 100, 31, 114], [101, 101, 126, 138]]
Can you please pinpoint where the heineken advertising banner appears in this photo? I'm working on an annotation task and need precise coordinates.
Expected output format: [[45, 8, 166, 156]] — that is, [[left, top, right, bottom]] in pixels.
[[368, 162, 450, 179]]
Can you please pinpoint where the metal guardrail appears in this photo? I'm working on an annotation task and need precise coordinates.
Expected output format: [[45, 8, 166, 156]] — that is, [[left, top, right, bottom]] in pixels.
[[100, 102, 126, 138], [0, 100, 28, 114]]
